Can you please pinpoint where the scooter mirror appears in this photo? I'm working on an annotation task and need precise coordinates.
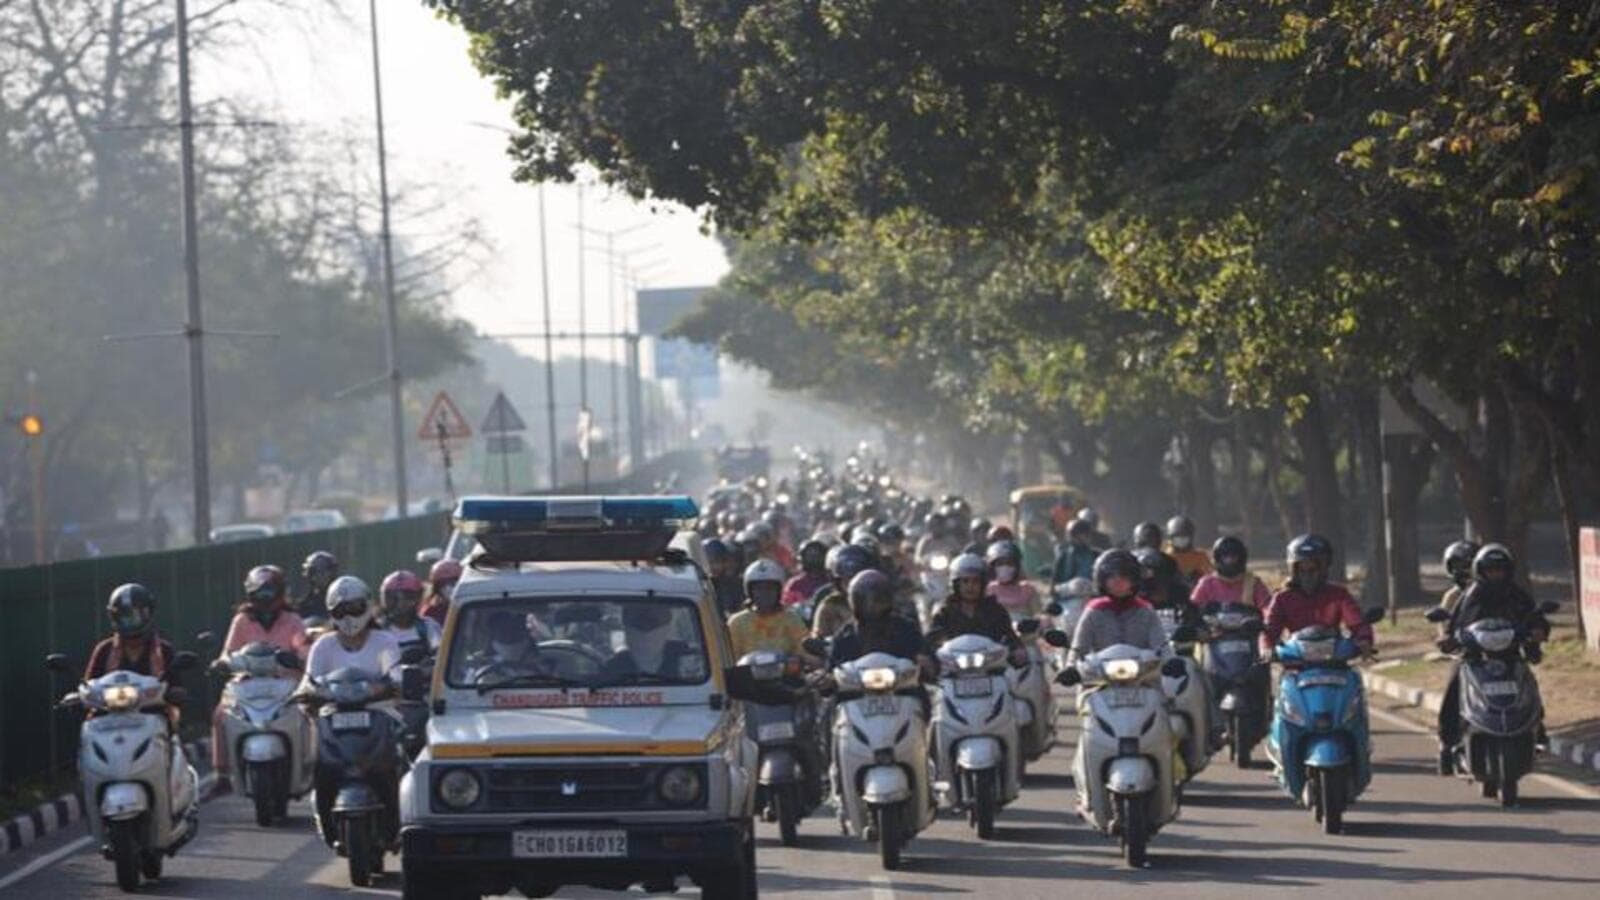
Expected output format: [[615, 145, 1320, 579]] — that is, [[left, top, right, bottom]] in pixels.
[[1016, 619, 1041, 636], [1423, 607, 1451, 624], [1170, 625, 1199, 644], [1537, 600, 1560, 615], [1160, 658, 1188, 679], [1362, 606, 1386, 625], [170, 651, 200, 673], [44, 653, 72, 674], [723, 664, 796, 705], [1054, 668, 1082, 687], [1044, 602, 1064, 617], [801, 637, 828, 658], [276, 650, 305, 671], [1042, 629, 1070, 648]]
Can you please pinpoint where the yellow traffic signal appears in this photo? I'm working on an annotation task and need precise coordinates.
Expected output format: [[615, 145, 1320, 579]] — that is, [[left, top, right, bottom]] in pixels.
[[19, 414, 42, 437]]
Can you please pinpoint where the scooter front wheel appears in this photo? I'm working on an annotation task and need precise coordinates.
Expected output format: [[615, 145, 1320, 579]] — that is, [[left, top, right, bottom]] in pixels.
[[972, 769, 998, 840], [775, 783, 800, 846], [343, 816, 376, 887], [1117, 794, 1148, 868], [140, 849, 163, 881], [874, 804, 902, 871], [108, 820, 142, 892], [1319, 769, 1346, 835], [250, 763, 281, 827]]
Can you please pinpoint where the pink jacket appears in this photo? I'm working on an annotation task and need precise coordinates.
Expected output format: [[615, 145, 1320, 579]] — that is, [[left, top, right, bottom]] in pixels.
[[986, 581, 1041, 616], [221, 611, 310, 660], [1191, 573, 1271, 611]]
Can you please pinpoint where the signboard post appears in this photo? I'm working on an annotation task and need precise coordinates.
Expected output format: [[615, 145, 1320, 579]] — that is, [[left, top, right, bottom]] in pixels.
[[1580, 527, 1600, 653], [482, 392, 528, 494], [577, 407, 594, 491], [417, 391, 471, 503]]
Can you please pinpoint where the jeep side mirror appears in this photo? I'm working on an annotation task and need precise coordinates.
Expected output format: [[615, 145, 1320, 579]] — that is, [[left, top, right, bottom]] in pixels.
[[1423, 607, 1451, 624], [1042, 629, 1070, 648], [1055, 668, 1082, 687], [276, 650, 305, 671], [724, 665, 795, 705], [1044, 602, 1064, 617], [170, 651, 200, 673], [1016, 618, 1040, 636], [1362, 606, 1386, 624], [1538, 600, 1559, 615], [399, 666, 429, 702], [44, 653, 72, 675]]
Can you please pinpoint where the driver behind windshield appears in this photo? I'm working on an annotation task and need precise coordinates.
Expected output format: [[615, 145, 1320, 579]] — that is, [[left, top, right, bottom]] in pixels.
[[603, 603, 696, 680]]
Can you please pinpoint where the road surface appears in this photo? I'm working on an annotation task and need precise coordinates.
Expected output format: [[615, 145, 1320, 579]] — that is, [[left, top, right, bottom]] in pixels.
[[4, 698, 1597, 898]]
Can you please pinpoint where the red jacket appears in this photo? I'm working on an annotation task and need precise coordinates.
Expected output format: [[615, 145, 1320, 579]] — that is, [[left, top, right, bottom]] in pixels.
[[1261, 583, 1371, 652]]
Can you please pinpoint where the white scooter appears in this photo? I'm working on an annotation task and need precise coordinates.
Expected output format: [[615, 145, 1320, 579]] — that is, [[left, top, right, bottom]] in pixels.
[[932, 635, 1022, 839], [917, 554, 952, 631], [1155, 607, 1215, 781], [1008, 616, 1058, 765], [1046, 635, 1183, 868], [828, 651, 935, 870], [214, 642, 317, 826], [48, 654, 201, 892]]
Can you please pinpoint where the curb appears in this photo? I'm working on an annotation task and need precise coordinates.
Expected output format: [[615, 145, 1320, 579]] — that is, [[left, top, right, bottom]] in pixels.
[[1, 738, 213, 856], [1362, 669, 1600, 777]]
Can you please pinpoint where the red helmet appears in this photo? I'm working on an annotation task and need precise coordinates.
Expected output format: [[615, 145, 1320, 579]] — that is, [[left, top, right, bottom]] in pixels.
[[380, 569, 425, 620]]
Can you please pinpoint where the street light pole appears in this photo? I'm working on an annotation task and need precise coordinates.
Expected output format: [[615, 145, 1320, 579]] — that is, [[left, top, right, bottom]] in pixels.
[[537, 184, 559, 488], [575, 183, 589, 490], [175, 0, 212, 545], [368, 0, 408, 516]]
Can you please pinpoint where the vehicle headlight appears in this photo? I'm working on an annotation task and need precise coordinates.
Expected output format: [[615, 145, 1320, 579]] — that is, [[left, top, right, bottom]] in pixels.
[[1103, 659, 1140, 682], [436, 768, 482, 811], [860, 667, 898, 692], [103, 684, 140, 711], [658, 766, 703, 805]]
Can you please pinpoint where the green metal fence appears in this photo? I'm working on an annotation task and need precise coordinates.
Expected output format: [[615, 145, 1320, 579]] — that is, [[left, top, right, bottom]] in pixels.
[[0, 513, 450, 790]]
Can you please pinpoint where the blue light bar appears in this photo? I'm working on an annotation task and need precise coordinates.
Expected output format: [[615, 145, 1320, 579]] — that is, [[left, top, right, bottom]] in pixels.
[[454, 495, 699, 532]]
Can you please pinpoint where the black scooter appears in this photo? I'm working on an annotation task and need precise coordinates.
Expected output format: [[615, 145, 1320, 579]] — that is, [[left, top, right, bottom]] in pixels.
[[1201, 602, 1270, 768], [304, 665, 406, 887], [738, 651, 826, 846]]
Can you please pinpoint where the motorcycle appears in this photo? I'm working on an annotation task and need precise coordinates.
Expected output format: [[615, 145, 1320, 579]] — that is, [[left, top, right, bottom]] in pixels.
[[931, 634, 1022, 839], [1200, 602, 1269, 769], [1265, 608, 1384, 834], [47, 653, 201, 892], [303, 666, 405, 887], [1047, 634, 1183, 868], [214, 642, 316, 826], [827, 651, 935, 870], [738, 650, 827, 846], [1425, 601, 1557, 807], [1007, 616, 1058, 764]]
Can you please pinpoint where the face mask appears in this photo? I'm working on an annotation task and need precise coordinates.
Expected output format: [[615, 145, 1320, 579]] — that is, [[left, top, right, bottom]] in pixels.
[[335, 614, 367, 637], [1172, 536, 1192, 550], [995, 565, 1017, 583]]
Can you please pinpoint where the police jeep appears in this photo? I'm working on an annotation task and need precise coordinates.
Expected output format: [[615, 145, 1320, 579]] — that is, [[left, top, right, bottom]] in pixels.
[[398, 496, 774, 899]]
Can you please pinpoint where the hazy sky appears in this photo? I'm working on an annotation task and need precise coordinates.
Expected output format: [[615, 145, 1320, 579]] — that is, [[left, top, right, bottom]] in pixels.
[[204, 1, 730, 361]]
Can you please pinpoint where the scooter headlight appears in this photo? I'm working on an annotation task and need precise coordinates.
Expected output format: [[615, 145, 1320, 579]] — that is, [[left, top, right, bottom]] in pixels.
[[102, 684, 141, 711], [436, 768, 482, 811], [1103, 659, 1141, 682], [658, 766, 704, 805], [1278, 694, 1308, 726], [861, 667, 898, 692]]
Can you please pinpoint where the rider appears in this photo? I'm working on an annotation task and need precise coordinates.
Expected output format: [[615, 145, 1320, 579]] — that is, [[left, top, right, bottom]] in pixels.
[[811, 543, 875, 638], [1436, 544, 1550, 773], [1260, 534, 1373, 658], [984, 540, 1042, 617], [296, 550, 340, 619], [301, 576, 402, 686], [925, 553, 1025, 664], [1068, 550, 1169, 664], [827, 570, 929, 670], [914, 512, 961, 564], [704, 538, 746, 617], [1436, 540, 1480, 622], [86, 583, 177, 682], [1135, 547, 1197, 624], [1190, 536, 1271, 611], [212, 565, 309, 794], [1165, 515, 1213, 583], [782, 539, 832, 610], [961, 517, 992, 555], [378, 570, 442, 656], [1076, 507, 1112, 551], [420, 558, 463, 626], [1051, 518, 1099, 587], [727, 559, 812, 659]]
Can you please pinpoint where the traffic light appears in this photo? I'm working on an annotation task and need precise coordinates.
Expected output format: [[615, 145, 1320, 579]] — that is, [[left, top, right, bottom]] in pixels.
[[19, 414, 42, 437]]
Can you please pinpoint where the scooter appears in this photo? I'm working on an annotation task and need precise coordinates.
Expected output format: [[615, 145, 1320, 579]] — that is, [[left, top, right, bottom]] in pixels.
[[1007, 616, 1058, 764], [738, 650, 826, 846], [47, 653, 201, 892], [1154, 607, 1215, 781], [827, 651, 935, 870], [303, 666, 405, 887], [214, 642, 316, 826], [917, 554, 952, 631], [1201, 602, 1269, 769], [1425, 601, 1557, 807], [1265, 608, 1384, 834], [931, 634, 1022, 839], [1046, 634, 1183, 868]]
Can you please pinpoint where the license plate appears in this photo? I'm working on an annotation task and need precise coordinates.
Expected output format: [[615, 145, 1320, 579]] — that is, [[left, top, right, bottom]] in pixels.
[[512, 830, 627, 859], [330, 711, 370, 731], [1215, 640, 1253, 655], [1105, 687, 1144, 709], [1481, 680, 1520, 697], [862, 695, 898, 717], [758, 721, 796, 742], [954, 677, 993, 698]]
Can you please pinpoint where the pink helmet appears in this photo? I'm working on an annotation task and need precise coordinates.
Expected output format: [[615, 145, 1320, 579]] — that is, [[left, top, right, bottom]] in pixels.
[[428, 558, 463, 585], [380, 569, 425, 618]]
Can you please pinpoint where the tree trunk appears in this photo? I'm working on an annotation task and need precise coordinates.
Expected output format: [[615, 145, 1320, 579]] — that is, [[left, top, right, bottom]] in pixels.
[[1353, 389, 1389, 609], [1263, 426, 1296, 549], [1292, 391, 1347, 579], [1186, 425, 1220, 546], [1229, 418, 1255, 546]]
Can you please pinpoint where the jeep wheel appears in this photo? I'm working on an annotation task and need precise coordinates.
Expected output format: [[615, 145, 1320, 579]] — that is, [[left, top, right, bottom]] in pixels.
[[701, 821, 757, 899]]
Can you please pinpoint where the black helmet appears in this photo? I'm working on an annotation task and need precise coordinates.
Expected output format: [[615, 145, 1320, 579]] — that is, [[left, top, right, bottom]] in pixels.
[[1472, 543, 1515, 581], [1212, 536, 1248, 578], [798, 539, 829, 573], [244, 564, 287, 613], [1093, 550, 1143, 598], [1443, 540, 1480, 586], [848, 570, 895, 622], [877, 522, 906, 545], [1166, 515, 1195, 550], [984, 540, 1022, 568], [1068, 518, 1093, 540], [1133, 547, 1166, 582], [703, 538, 733, 563], [828, 543, 874, 585], [1287, 534, 1333, 591], [107, 583, 156, 638], [302, 550, 339, 586], [969, 517, 991, 542], [1132, 521, 1163, 550], [950, 552, 988, 591]]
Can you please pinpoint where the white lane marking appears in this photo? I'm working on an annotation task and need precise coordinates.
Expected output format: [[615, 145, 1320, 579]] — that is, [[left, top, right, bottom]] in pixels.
[[0, 835, 93, 892], [1367, 705, 1600, 800], [869, 873, 896, 900]]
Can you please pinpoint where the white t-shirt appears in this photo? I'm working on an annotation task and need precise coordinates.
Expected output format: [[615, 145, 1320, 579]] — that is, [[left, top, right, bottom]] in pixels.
[[303, 629, 402, 685]]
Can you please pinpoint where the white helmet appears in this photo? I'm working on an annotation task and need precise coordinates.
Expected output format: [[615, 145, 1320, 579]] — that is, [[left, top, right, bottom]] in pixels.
[[325, 575, 374, 637], [743, 559, 786, 609]]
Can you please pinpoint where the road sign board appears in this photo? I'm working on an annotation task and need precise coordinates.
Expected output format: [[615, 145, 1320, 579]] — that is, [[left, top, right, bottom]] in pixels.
[[418, 391, 472, 441], [482, 391, 528, 434], [653, 338, 719, 379], [486, 434, 526, 455]]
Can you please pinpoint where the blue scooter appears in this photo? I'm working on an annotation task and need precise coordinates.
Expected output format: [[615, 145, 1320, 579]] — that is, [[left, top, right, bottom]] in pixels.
[[1265, 607, 1384, 834]]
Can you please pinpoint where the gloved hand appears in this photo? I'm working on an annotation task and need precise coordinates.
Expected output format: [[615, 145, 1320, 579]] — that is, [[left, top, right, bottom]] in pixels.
[[1525, 643, 1544, 665], [1436, 637, 1460, 654]]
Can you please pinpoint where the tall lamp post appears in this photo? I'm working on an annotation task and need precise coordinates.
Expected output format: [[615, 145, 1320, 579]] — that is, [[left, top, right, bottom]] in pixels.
[[367, 0, 408, 515]]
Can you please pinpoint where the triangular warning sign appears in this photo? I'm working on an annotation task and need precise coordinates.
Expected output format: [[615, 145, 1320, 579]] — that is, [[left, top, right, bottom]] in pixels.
[[417, 390, 472, 441], [481, 391, 527, 434]]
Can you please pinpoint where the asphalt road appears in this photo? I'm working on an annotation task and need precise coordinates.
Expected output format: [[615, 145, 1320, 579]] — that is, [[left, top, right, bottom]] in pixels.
[[4, 697, 1598, 899]]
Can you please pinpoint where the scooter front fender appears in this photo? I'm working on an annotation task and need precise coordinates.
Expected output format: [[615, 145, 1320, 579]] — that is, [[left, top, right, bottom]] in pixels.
[[100, 782, 149, 821], [758, 748, 799, 785], [241, 732, 287, 762], [861, 765, 911, 805], [955, 735, 1002, 772], [333, 782, 385, 815], [1106, 756, 1157, 795], [1303, 733, 1351, 769]]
